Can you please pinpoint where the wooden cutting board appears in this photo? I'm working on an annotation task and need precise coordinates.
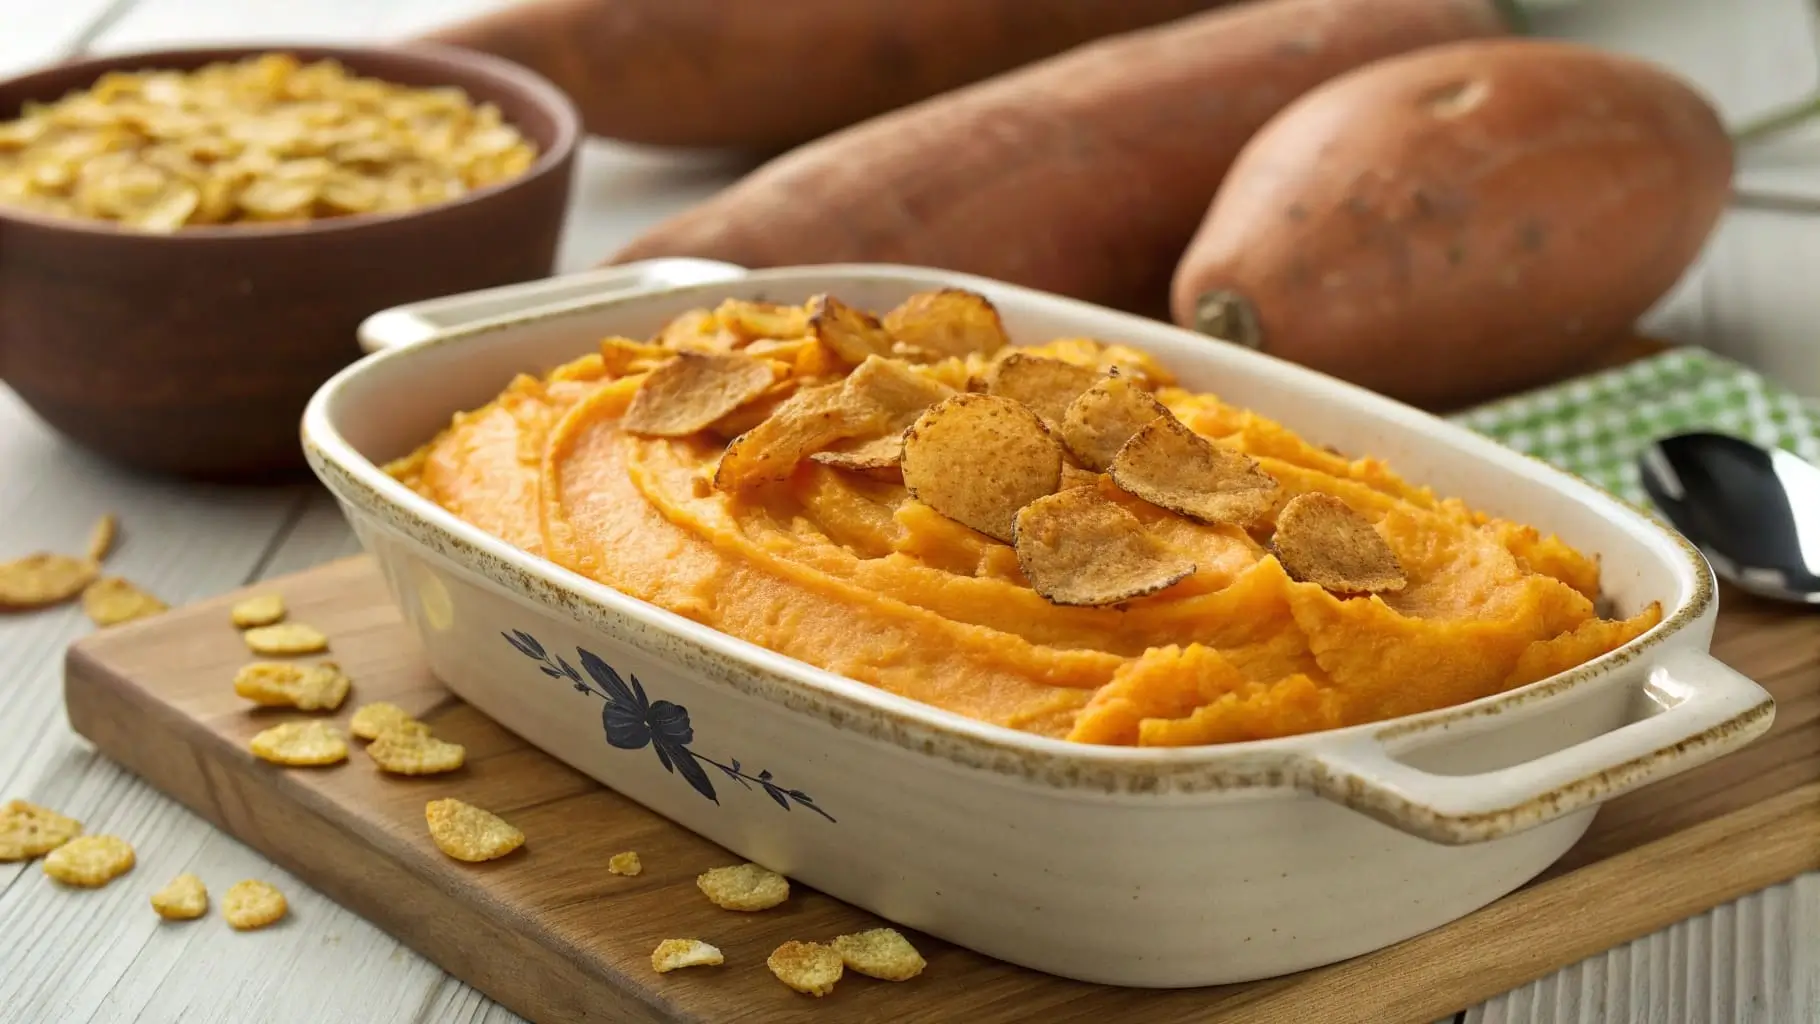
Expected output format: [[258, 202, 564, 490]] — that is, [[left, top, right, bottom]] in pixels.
[[63, 556, 1820, 1024]]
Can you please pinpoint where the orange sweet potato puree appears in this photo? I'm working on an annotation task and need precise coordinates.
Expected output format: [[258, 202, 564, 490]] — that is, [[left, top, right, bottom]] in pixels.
[[388, 335, 1660, 747]]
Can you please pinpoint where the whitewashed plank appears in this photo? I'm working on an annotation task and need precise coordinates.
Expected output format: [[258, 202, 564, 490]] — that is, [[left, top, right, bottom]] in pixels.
[[1532, 0, 1819, 128], [0, 0, 123, 77], [0, 382, 314, 1022], [1695, 206, 1820, 399], [89, 0, 389, 53], [555, 141, 753, 274], [416, 976, 530, 1024], [86, 0, 518, 54], [70, 485, 520, 1024], [89, 826, 457, 1024], [255, 491, 361, 580], [369, 0, 518, 39], [0, 387, 305, 796], [1466, 873, 1820, 1024], [1532, 0, 1820, 202]]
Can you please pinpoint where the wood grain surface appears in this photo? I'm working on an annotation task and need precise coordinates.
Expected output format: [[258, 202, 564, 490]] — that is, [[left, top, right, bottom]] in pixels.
[[61, 556, 1820, 1024]]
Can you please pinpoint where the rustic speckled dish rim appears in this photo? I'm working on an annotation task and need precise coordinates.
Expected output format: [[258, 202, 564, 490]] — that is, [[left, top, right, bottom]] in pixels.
[[303, 264, 1771, 846], [0, 41, 580, 241]]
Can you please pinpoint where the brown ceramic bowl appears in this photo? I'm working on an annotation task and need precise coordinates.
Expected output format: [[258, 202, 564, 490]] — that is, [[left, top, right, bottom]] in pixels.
[[0, 43, 580, 480]]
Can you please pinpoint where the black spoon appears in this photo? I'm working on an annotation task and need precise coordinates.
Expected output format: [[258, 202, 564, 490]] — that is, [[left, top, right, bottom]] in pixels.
[[1637, 432, 1820, 604]]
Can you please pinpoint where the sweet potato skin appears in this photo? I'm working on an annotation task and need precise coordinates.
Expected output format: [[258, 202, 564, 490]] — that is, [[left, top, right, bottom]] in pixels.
[[612, 0, 1508, 317], [417, 0, 1238, 150], [1169, 39, 1734, 409]]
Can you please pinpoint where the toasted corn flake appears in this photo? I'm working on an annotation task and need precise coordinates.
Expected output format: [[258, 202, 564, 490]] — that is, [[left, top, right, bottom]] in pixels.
[[1013, 488, 1196, 607], [43, 835, 135, 887], [901, 394, 1062, 543], [767, 940, 843, 997], [85, 514, 117, 563], [806, 293, 894, 365], [229, 593, 286, 629], [81, 577, 168, 627], [1272, 492, 1408, 594], [621, 352, 776, 437], [249, 720, 348, 767], [882, 289, 1008, 360], [608, 851, 642, 876], [831, 927, 926, 981], [242, 622, 329, 656], [652, 938, 724, 973], [349, 701, 424, 741], [984, 352, 1103, 431], [0, 799, 82, 861], [1108, 414, 1279, 528], [1060, 373, 1170, 473], [713, 382, 879, 491], [697, 862, 790, 912], [150, 873, 208, 920], [0, 55, 539, 231], [425, 798, 523, 862], [222, 879, 287, 930], [233, 661, 350, 711], [368, 728, 465, 775], [809, 433, 904, 477], [0, 553, 98, 610]]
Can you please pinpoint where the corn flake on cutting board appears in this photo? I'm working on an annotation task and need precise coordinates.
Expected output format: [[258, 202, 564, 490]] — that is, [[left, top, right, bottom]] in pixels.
[[60, 555, 1819, 1024]]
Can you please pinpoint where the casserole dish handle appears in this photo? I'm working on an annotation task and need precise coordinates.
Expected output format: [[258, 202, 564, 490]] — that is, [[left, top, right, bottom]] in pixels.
[[1309, 648, 1775, 846], [355, 258, 750, 353]]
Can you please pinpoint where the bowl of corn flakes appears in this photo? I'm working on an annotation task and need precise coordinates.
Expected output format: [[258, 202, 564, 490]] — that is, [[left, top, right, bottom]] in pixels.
[[0, 44, 579, 479]]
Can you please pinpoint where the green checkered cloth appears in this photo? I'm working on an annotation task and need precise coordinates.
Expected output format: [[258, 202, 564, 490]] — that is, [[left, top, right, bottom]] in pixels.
[[1449, 347, 1820, 506]]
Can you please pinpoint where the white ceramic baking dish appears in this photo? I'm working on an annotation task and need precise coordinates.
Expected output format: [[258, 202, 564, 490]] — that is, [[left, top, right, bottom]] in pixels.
[[304, 262, 1775, 988]]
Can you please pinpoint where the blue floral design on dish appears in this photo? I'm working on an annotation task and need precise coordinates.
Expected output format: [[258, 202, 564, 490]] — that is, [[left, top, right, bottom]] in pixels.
[[502, 629, 835, 822]]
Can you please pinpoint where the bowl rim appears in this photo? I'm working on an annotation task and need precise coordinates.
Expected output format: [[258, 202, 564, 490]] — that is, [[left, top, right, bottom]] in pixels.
[[301, 264, 1721, 790], [0, 40, 580, 241]]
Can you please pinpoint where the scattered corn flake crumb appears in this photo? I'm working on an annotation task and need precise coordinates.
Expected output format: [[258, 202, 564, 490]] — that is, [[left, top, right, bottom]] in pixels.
[[0, 553, 98, 610], [233, 661, 351, 711], [424, 798, 524, 862], [767, 940, 843, 997], [368, 728, 465, 775], [607, 851, 642, 877], [249, 720, 348, 767], [242, 622, 328, 656], [349, 701, 424, 740], [831, 928, 926, 981], [652, 938, 724, 973], [150, 872, 208, 920], [86, 514, 117, 563], [697, 862, 790, 912], [42, 834, 135, 887], [81, 576, 168, 627], [230, 593, 286, 629], [222, 880, 287, 930], [0, 799, 82, 861]]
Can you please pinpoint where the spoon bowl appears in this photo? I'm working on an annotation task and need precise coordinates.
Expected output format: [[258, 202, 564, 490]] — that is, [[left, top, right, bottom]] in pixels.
[[1638, 431, 1820, 605]]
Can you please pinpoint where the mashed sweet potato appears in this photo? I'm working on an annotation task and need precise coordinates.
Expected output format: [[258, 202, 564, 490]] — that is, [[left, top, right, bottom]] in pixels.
[[388, 293, 1660, 747]]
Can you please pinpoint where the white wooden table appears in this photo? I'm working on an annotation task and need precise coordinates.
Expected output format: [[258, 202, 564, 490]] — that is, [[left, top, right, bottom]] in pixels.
[[0, 1, 1816, 1021]]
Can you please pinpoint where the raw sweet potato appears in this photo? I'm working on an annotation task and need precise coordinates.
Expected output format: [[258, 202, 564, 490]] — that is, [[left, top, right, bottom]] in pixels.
[[416, 0, 1239, 150], [1170, 38, 1734, 409], [612, 0, 1509, 317]]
